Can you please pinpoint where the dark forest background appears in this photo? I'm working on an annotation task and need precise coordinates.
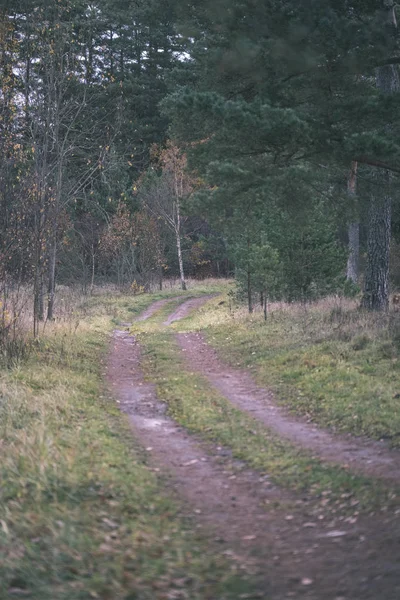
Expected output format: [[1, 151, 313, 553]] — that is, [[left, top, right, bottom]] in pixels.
[[2, 0, 400, 331]]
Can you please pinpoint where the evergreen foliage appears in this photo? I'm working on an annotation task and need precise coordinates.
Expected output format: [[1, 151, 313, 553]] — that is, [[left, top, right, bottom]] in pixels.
[[1, 1, 400, 316], [164, 0, 400, 307]]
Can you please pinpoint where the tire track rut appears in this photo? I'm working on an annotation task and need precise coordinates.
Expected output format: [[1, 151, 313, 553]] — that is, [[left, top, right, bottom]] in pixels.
[[105, 297, 400, 599], [163, 295, 215, 325], [177, 331, 400, 483], [135, 296, 186, 322]]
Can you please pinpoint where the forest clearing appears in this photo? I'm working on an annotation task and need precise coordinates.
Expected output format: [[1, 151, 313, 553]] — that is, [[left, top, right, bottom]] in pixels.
[[3, 1, 400, 599]]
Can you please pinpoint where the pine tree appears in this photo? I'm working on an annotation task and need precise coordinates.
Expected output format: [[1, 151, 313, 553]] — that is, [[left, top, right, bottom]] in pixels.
[[165, 0, 400, 306], [361, 2, 400, 311]]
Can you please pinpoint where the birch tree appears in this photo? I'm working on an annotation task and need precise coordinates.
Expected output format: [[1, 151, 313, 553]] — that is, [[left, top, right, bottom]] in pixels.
[[139, 142, 193, 290]]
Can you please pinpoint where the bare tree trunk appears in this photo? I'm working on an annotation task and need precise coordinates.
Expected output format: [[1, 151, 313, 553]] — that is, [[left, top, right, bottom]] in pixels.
[[361, 188, 391, 311], [346, 162, 359, 284], [176, 228, 187, 290], [247, 237, 253, 313], [159, 265, 163, 291], [34, 269, 44, 337], [33, 204, 45, 335], [39, 275, 45, 321], [81, 256, 87, 295], [90, 246, 95, 295], [174, 193, 187, 291], [47, 237, 57, 321], [361, 3, 399, 310], [347, 222, 360, 284], [247, 268, 253, 313]]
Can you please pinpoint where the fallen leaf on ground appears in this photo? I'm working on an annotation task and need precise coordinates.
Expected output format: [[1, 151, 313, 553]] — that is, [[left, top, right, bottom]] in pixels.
[[325, 530, 347, 538], [102, 518, 119, 529]]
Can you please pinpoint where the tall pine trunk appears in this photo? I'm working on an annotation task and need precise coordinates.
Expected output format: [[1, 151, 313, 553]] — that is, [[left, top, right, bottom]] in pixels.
[[362, 187, 391, 311], [361, 3, 399, 310], [247, 237, 253, 313], [346, 162, 359, 284]]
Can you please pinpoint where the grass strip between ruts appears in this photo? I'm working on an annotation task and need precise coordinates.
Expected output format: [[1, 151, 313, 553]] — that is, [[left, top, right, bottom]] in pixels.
[[169, 292, 400, 448], [139, 330, 399, 515]]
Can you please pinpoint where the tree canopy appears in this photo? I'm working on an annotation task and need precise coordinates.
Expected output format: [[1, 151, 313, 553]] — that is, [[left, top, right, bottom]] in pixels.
[[1, 0, 400, 319]]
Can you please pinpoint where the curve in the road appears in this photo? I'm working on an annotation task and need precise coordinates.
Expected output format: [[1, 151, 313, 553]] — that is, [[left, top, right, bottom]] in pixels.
[[177, 331, 400, 484], [107, 328, 400, 600]]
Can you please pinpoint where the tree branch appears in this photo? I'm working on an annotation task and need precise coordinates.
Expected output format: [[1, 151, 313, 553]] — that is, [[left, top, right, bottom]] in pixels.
[[354, 155, 400, 173]]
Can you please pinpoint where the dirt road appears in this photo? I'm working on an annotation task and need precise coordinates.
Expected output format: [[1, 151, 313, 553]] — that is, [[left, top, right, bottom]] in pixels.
[[177, 331, 400, 483], [163, 295, 215, 325], [106, 297, 400, 600]]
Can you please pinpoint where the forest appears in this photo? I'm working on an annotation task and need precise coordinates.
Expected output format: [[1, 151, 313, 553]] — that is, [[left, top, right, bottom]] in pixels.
[[2, 0, 400, 333], [2, 2, 400, 600]]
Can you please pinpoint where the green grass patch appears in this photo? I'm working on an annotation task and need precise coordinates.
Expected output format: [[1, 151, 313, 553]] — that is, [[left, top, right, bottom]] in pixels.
[[0, 297, 259, 600], [81, 280, 230, 328], [139, 330, 399, 513]]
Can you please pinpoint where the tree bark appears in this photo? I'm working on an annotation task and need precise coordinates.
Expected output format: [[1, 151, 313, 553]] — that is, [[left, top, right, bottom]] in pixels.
[[47, 238, 57, 321], [175, 192, 187, 290], [159, 265, 163, 291], [361, 187, 391, 311], [347, 222, 360, 284], [176, 228, 187, 290], [34, 271, 44, 337], [247, 236, 253, 313], [247, 268, 253, 313], [263, 291, 268, 321], [346, 162, 359, 284], [361, 3, 399, 310], [90, 246, 95, 295]]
